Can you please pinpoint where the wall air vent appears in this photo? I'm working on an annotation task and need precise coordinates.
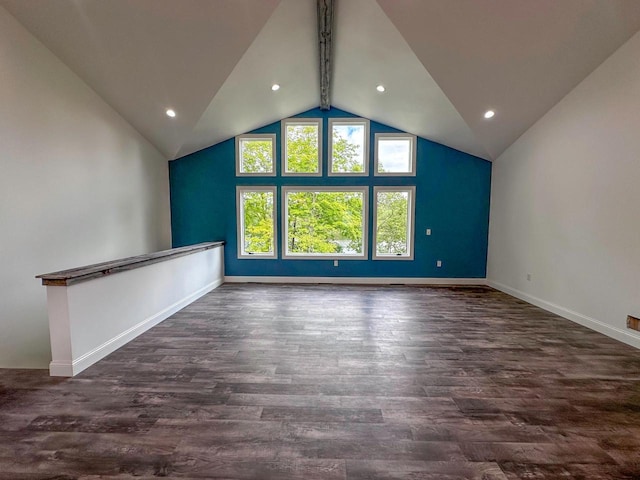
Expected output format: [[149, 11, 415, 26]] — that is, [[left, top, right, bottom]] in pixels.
[[627, 315, 640, 332]]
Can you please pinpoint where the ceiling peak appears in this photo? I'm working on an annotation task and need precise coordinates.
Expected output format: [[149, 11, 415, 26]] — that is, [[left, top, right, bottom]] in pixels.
[[317, 0, 334, 110]]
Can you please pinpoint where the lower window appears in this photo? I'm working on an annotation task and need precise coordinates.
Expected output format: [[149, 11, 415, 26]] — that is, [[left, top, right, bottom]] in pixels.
[[283, 186, 368, 259], [237, 186, 276, 258], [373, 186, 415, 260]]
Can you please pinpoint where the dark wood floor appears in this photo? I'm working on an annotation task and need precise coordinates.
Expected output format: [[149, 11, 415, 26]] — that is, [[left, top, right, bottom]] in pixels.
[[1, 284, 640, 479]]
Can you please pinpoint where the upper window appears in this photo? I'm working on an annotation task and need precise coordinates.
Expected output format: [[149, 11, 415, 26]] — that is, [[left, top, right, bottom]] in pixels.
[[373, 186, 415, 260], [282, 119, 322, 176], [328, 118, 369, 176], [237, 186, 277, 258], [375, 133, 416, 176], [282, 186, 368, 259], [235, 134, 276, 176]]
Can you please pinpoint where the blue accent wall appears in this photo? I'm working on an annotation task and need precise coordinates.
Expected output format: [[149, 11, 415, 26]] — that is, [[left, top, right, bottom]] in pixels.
[[170, 108, 491, 278]]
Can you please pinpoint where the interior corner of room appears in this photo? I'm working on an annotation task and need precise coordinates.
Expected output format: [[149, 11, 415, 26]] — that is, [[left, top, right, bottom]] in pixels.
[[1, 0, 639, 369], [2, 1, 640, 476]]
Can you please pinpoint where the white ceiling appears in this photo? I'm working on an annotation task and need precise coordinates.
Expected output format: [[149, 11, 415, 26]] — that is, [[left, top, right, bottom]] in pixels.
[[0, 0, 280, 159], [178, 0, 319, 158], [332, 0, 487, 159], [378, 0, 640, 159], [3, 0, 640, 161]]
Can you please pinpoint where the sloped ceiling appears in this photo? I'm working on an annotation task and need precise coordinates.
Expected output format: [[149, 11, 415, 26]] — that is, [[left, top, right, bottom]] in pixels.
[[0, 0, 281, 159], [178, 0, 318, 158], [3, 0, 640, 161], [377, 0, 640, 160], [332, 0, 488, 159]]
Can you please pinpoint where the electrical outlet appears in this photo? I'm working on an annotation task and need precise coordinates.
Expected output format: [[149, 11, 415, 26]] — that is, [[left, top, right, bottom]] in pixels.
[[426, 229, 432, 236], [436, 260, 442, 267], [527, 273, 531, 281], [333, 260, 339, 267]]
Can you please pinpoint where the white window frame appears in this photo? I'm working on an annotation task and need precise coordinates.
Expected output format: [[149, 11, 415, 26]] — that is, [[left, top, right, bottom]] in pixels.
[[235, 134, 276, 176], [282, 186, 369, 260], [374, 133, 417, 176], [328, 118, 370, 176], [236, 186, 277, 259], [373, 186, 416, 261], [281, 118, 323, 177]]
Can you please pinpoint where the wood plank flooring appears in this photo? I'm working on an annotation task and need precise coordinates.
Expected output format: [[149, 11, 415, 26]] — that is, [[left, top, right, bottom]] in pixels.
[[1, 284, 640, 479]]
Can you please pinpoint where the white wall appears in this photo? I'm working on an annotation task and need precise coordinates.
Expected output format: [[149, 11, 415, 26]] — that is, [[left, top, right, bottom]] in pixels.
[[0, 7, 172, 368], [488, 31, 640, 348]]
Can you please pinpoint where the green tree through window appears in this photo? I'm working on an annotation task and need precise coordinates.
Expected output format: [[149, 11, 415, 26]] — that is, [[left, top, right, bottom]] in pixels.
[[376, 191, 409, 255], [236, 120, 415, 261], [331, 129, 361, 173], [240, 190, 274, 255], [286, 190, 365, 256], [239, 138, 274, 173], [285, 124, 319, 174]]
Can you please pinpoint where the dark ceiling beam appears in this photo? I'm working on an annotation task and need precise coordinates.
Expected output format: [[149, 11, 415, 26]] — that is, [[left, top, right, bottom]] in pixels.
[[318, 0, 334, 110]]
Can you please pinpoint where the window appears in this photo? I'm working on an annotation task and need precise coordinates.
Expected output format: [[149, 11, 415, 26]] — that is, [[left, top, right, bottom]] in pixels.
[[375, 133, 416, 176], [373, 186, 415, 260], [282, 119, 322, 176], [328, 118, 369, 175], [237, 186, 277, 258], [283, 186, 368, 259], [235, 134, 276, 176]]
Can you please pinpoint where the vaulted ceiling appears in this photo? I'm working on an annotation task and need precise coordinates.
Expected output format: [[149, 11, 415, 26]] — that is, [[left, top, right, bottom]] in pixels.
[[3, 0, 640, 161]]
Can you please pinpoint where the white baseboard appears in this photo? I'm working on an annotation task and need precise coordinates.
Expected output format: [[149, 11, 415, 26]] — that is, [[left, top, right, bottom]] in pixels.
[[224, 276, 487, 286], [487, 279, 640, 350], [49, 361, 75, 377], [49, 278, 224, 377]]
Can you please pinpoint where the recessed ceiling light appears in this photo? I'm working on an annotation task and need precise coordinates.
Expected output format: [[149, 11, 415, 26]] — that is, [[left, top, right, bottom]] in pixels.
[[484, 110, 495, 119], [271, 84, 280, 91], [165, 109, 176, 118], [376, 85, 385, 92]]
